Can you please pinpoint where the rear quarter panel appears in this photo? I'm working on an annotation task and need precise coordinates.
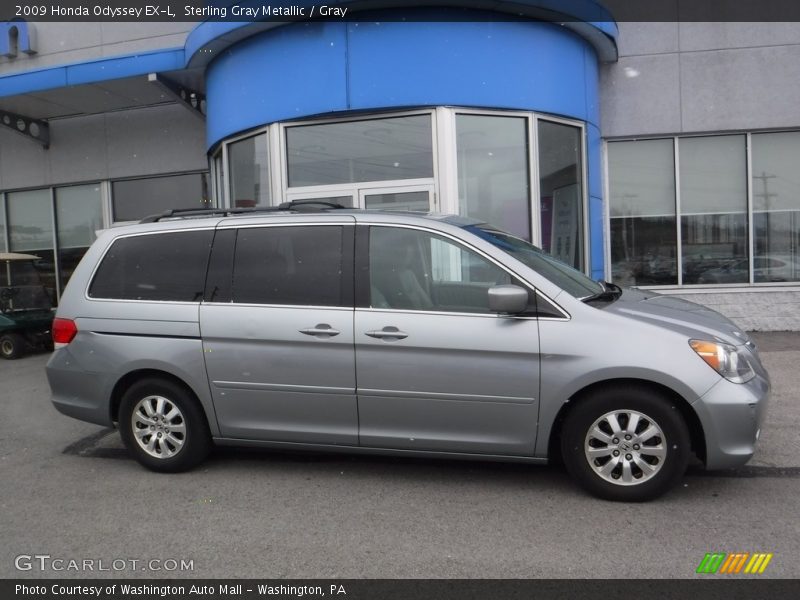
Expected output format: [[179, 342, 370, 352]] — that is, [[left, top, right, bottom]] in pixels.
[[48, 222, 220, 434]]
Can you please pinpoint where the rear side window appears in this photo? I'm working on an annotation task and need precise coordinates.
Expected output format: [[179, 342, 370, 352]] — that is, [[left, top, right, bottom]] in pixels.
[[232, 226, 348, 307], [89, 230, 213, 301]]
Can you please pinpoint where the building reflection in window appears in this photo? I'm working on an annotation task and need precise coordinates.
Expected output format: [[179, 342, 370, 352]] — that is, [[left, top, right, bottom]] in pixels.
[[609, 138, 677, 286], [7, 188, 57, 303], [679, 135, 748, 285], [56, 184, 103, 292], [228, 133, 269, 208], [538, 121, 584, 271], [752, 131, 800, 283]]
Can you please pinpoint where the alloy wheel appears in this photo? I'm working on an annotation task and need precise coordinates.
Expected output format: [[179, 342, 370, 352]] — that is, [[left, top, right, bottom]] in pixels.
[[584, 409, 667, 486], [131, 395, 187, 459]]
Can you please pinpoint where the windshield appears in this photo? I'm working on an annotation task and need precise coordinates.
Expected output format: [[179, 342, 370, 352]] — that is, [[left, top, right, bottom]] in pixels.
[[463, 224, 603, 298]]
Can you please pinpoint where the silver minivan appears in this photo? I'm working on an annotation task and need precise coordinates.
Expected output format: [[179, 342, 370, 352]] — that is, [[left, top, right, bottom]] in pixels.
[[47, 206, 770, 501]]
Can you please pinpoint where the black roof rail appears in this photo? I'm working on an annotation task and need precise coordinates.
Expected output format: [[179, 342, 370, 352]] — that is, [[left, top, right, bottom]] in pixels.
[[139, 200, 349, 223], [278, 199, 348, 211]]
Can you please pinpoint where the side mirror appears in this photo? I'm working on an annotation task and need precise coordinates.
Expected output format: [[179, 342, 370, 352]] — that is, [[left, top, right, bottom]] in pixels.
[[488, 284, 529, 314]]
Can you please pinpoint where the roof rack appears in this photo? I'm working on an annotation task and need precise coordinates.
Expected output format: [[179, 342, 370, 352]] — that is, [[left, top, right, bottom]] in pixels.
[[139, 199, 349, 223]]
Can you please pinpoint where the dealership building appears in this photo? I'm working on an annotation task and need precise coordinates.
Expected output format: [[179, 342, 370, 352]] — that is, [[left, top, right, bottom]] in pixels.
[[1, 2, 799, 330]]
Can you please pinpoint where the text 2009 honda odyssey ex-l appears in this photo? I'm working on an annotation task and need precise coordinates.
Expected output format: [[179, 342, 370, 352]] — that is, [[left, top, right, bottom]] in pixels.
[[47, 205, 770, 501]]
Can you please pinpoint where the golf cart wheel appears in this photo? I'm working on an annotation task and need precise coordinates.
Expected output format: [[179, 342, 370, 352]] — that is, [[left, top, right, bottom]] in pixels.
[[0, 333, 25, 359]]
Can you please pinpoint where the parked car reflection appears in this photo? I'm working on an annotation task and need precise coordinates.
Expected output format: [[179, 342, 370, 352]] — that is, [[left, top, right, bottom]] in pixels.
[[697, 256, 797, 283]]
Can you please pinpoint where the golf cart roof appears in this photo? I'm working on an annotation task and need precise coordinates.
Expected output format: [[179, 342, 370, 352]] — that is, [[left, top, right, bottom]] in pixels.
[[0, 253, 41, 262]]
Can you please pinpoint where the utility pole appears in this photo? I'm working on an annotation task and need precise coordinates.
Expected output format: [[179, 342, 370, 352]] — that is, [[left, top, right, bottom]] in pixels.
[[753, 171, 777, 255], [753, 171, 777, 211]]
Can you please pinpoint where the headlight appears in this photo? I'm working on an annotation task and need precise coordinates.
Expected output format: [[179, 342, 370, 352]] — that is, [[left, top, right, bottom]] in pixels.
[[689, 339, 756, 384]]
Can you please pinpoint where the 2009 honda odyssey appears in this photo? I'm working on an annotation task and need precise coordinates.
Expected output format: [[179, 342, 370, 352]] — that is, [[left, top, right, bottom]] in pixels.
[[47, 204, 770, 501]]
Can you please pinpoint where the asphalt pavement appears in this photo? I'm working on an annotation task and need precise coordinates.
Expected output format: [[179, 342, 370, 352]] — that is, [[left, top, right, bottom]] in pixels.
[[1, 333, 798, 579]]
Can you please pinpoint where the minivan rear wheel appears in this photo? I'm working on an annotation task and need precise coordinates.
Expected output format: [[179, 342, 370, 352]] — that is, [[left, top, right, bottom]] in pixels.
[[119, 378, 212, 472], [560, 386, 690, 502]]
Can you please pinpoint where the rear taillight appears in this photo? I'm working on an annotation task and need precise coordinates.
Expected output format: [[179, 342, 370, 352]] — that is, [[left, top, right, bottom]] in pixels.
[[52, 318, 77, 346]]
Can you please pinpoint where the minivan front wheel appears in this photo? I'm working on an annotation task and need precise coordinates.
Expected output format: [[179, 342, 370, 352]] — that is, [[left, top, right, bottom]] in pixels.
[[560, 387, 690, 502], [119, 378, 211, 472]]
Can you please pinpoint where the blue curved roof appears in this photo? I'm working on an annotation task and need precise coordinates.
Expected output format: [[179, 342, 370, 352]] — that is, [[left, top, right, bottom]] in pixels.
[[0, 0, 617, 109], [185, 0, 618, 68]]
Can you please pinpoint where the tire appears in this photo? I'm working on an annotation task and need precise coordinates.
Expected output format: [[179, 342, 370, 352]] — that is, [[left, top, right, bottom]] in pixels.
[[560, 385, 691, 502], [0, 333, 26, 360], [118, 378, 212, 472]]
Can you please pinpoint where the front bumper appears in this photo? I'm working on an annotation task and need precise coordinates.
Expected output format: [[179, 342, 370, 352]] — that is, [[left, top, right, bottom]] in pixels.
[[692, 369, 770, 470]]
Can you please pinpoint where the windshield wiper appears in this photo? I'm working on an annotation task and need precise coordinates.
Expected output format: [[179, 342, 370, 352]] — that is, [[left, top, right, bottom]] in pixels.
[[581, 280, 623, 305]]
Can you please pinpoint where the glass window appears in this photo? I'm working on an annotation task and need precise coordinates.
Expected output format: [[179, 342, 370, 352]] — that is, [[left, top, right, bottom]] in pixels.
[[456, 115, 531, 241], [89, 230, 213, 301], [463, 224, 601, 299], [369, 227, 511, 313], [56, 184, 103, 292], [228, 133, 269, 208], [111, 173, 209, 222], [752, 131, 800, 282], [680, 136, 748, 284], [232, 226, 346, 307], [538, 121, 584, 271], [363, 190, 430, 212], [608, 139, 678, 286], [7, 188, 56, 300], [286, 115, 433, 187]]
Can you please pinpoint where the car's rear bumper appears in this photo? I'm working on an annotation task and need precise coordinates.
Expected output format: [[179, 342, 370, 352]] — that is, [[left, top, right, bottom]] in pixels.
[[46, 347, 113, 427]]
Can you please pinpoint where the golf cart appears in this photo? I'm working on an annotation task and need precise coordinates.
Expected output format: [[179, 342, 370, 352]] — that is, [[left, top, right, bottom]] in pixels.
[[0, 253, 55, 359]]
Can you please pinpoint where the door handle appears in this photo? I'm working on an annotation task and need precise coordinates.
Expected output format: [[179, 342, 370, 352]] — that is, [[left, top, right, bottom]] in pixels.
[[365, 326, 408, 340], [299, 324, 340, 338]]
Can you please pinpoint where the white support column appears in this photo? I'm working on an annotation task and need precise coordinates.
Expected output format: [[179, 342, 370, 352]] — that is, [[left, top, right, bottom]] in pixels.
[[434, 107, 459, 215]]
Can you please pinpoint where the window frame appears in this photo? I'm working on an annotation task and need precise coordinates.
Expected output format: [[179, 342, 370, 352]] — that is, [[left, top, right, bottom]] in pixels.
[[215, 107, 591, 274], [225, 131, 270, 209], [109, 170, 212, 225], [280, 109, 440, 211], [604, 130, 800, 291], [0, 170, 213, 305], [534, 114, 589, 272]]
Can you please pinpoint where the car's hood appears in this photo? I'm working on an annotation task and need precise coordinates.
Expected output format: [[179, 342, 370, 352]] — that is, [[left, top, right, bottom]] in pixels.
[[601, 288, 751, 347]]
